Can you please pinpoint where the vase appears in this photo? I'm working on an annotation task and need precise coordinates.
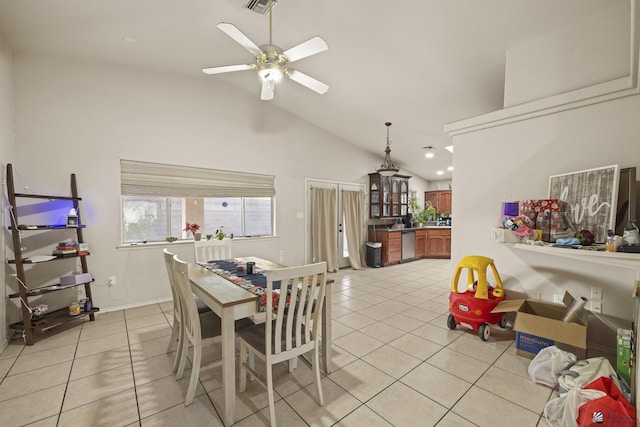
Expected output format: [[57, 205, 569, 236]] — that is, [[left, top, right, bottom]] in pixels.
[[193, 232, 202, 241]]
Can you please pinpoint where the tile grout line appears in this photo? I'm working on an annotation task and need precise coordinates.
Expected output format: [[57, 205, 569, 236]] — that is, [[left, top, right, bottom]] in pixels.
[[123, 307, 144, 427]]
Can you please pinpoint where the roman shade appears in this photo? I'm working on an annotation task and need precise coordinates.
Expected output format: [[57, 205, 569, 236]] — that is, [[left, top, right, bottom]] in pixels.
[[120, 159, 275, 198]]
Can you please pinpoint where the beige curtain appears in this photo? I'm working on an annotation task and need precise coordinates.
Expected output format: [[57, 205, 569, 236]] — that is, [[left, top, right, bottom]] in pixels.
[[342, 190, 366, 270], [311, 187, 339, 272]]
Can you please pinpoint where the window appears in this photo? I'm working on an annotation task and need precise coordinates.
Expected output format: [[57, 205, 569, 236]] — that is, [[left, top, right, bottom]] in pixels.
[[120, 160, 275, 243]]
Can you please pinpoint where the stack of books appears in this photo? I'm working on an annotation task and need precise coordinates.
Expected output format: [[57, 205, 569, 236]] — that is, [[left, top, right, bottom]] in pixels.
[[77, 242, 89, 255], [52, 241, 77, 256]]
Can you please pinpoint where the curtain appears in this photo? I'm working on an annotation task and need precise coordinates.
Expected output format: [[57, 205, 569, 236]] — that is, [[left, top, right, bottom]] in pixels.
[[311, 187, 339, 272], [120, 159, 275, 197], [342, 190, 366, 270]]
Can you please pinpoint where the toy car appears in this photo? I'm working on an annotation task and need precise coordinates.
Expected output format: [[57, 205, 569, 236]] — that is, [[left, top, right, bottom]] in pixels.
[[447, 255, 507, 341]]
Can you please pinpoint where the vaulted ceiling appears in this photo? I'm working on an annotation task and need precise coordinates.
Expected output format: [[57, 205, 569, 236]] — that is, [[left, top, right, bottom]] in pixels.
[[0, 0, 617, 180]]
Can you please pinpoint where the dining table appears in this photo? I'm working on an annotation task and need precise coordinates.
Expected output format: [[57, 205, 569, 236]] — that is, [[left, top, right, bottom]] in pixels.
[[188, 256, 333, 427]]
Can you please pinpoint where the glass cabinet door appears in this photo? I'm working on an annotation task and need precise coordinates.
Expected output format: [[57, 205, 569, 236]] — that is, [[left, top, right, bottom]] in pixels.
[[369, 173, 411, 218]]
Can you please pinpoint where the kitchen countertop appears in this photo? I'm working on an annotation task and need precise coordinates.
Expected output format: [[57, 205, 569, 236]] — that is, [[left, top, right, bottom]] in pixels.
[[370, 226, 452, 232]]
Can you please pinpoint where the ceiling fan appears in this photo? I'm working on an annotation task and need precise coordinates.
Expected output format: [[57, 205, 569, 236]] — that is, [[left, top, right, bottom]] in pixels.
[[202, 2, 329, 100]]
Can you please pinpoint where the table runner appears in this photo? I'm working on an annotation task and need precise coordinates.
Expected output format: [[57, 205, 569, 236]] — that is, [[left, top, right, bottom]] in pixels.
[[198, 259, 282, 311]]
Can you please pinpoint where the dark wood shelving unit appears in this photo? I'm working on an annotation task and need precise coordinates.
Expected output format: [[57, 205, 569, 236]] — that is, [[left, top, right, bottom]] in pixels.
[[6, 163, 97, 345], [9, 306, 100, 334], [8, 279, 96, 299]]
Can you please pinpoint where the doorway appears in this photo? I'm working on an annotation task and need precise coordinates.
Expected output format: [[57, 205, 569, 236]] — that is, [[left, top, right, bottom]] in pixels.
[[306, 179, 365, 269]]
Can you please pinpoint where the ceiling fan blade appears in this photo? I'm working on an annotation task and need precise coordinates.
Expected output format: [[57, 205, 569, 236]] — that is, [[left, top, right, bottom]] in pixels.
[[283, 36, 328, 62], [217, 22, 263, 56], [202, 64, 256, 75], [286, 69, 329, 94], [261, 79, 275, 100]]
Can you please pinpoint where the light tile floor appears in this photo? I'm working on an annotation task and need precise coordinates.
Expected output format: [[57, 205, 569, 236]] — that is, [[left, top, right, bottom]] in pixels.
[[0, 258, 556, 426]]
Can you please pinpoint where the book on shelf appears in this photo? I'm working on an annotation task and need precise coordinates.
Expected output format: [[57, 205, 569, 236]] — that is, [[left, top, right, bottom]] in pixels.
[[77, 242, 88, 255], [52, 249, 77, 255]]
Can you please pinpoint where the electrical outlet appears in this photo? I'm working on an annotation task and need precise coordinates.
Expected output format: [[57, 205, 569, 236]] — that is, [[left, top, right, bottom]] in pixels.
[[108, 276, 116, 286], [591, 287, 603, 300], [554, 294, 564, 304], [591, 301, 602, 313]]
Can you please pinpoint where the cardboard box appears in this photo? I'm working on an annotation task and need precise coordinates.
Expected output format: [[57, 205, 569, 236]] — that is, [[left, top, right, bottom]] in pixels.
[[60, 272, 93, 286], [492, 291, 588, 359]]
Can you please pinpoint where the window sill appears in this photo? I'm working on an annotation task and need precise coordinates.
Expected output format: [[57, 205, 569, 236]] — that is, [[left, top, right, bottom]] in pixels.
[[117, 235, 278, 250]]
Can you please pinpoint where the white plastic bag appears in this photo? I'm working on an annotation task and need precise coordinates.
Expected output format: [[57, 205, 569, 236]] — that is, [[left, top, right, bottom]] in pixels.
[[558, 357, 620, 394], [544, 388, 607, 427], [528, 345, 577, 388]]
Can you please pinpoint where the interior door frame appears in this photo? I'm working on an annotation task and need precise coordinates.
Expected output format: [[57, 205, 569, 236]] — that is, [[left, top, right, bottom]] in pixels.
[[305, 178, 366, 267]]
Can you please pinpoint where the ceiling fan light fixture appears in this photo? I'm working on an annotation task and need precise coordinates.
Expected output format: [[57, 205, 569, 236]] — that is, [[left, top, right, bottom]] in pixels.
[[258, 63, 284, 81], [202, 0, 328, 100], [376, 122, 399, 177]]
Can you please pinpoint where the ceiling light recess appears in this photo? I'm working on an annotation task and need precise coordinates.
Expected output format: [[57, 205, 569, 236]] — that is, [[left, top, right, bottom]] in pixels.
[[376, 122, 400, 177], [423, 145, 435, 159]]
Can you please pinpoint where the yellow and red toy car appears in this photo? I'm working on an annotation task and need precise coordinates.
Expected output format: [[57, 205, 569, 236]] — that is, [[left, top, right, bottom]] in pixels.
[[447, 255, 507, 341]]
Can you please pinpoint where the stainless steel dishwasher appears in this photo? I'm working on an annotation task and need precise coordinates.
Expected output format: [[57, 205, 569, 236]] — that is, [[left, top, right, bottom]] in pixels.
[[401, 230, 415, 262]]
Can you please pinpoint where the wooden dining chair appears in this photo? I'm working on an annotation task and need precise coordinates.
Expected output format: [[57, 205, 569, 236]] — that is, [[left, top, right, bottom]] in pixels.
[[194, 238, 232, 263], [163, 248, 211, 372], [237, 261, 327, 427], [170, 253, 253, 406]]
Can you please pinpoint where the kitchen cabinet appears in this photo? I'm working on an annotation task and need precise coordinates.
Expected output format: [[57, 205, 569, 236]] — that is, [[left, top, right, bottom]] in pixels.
[[426, 228, 451, 258], [415, 229, 426, 258], [368, 229, 402, 265], [369, 173, 410, 218], [425, 190, 452, 215]]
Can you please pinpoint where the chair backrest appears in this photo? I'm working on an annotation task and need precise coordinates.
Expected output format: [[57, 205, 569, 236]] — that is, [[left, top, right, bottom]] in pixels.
[[194, 239, 232, 263], [163, 248, 182, 319], [171, 254, 202, 345], [265, 261, 327, 356]]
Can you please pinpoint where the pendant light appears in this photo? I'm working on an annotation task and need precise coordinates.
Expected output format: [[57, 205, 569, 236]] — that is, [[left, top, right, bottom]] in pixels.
[[376, 122, 399, 177]]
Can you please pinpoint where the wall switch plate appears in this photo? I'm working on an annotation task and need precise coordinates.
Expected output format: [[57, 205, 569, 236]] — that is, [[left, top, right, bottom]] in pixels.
[[591, 301, 602, 313], [591, 287, 603, 299], [108, 276, 116, 286]]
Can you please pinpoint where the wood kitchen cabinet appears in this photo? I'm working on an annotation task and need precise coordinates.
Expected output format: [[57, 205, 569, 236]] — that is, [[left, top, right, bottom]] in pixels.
[[426, 228, 451, 258], [424, 190, 452, 215], [415, 229, 426, 258], [369, 173, 411, 218], [368, 229, 402, 265]]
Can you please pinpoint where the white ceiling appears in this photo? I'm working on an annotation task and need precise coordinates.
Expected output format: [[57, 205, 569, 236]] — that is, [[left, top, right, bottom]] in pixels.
[[0, 0, 616, 181]]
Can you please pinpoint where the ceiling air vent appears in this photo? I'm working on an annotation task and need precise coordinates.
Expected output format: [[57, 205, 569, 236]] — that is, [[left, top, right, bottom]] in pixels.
[[243, 0, 278, 15]]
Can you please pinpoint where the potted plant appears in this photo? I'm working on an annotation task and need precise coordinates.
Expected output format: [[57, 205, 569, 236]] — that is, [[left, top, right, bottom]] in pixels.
[[423, 201, 437, 222], [184, 222, 201, 240], [408, 196, 423, 227], [215, 226, 226, 240]]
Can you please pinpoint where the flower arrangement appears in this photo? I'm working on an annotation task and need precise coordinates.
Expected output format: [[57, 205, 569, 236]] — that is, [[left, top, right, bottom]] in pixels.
[[184, 222, 200, 236]]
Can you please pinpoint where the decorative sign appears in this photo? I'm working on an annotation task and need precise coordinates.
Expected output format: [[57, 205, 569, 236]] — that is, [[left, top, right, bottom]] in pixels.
[[549, 165, 619, 243]]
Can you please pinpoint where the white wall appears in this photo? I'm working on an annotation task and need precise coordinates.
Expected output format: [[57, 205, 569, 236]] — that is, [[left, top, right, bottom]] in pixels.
[[7, 52, 427, 327], [504, 1, 630, 107], [0, 34, 15, 350], [449, 79, 640, 353]]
